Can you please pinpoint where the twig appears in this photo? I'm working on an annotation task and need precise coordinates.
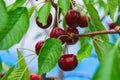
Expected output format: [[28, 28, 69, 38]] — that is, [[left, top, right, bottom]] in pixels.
[[74, 27, 120, 37]]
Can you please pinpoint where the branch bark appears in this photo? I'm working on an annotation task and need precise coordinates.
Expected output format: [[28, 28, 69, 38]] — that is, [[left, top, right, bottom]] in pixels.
[[74, 27, 120, 37]]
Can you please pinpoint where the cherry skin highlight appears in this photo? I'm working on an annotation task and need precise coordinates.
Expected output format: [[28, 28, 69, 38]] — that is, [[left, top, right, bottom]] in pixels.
[[35, 40, 44, 55], [65, 27, 79, 45], [36, 13, 52, 29], [108, 22, 116, 29], [65, 9, 81, 27], [50, 27, 66, 44], [79, 16, 90, 28], [30, 74, 40, 80], [58, 54, 78, 71]]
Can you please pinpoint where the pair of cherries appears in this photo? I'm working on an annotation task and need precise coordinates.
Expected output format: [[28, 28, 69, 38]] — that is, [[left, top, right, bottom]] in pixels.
[[36, 9, 89, 29], [35, 39, 78, 71]]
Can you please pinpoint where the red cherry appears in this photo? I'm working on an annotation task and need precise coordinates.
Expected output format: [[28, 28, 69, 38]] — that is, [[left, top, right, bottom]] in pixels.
[[35, 41, 44, 55], [65, 9, 81, 27], [79, 16, 90, 28], [0, 73, 4, 78], [108, 22, 116, 29], [30, 74, 40, 80], [50, 27, 66, 44], [36, 13, 52, 29], [65, 27, 79, 45], [58, 54, 78, 71]]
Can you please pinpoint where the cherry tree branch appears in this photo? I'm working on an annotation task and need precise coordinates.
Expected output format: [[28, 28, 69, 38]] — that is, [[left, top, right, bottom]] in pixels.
[[74, 27, 120, 37]]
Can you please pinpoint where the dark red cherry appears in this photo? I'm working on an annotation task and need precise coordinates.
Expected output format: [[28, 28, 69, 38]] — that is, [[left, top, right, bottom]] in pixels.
[[30, 74, 40, 80], [35, 41, 44, 55], [65, 27, 79, 45], [108, 22, 116, 29], [79, 16, 90, 28], [0, 73, 4, 78], [36, 13, 52, 29], [50, 27, 66, 44], [65, 9, 81, 27], [58, 54, 78, 71]]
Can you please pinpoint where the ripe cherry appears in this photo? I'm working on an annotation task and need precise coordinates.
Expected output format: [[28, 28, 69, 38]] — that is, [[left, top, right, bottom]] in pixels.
[[65, 27, 79, 45], [0, 73, 4, 78], [108, 22, 116, 29], [36, 13, 52, 29], [35, 41, 44, 55], [65, 9, 81, 27], [58, 54, 78, 71], [50, 27, 66, 44], [30, 74, 40, 80], [79, 16, 90, 28]]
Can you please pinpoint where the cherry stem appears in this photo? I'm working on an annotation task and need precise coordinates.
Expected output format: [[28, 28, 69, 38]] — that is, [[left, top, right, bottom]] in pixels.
[[15, 53, 36, 66], [70, 0, 74, 9], [57, 6, 60, 27], [18, 48, 35, 53], [114, 37, 120, 48], [24, 0, 31, 7], [74, 27, 120, 38], [49, 0, 57, 10]]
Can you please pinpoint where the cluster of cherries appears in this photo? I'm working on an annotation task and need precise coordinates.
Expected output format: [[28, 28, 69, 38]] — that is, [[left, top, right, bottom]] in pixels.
[[35, 9, 117, 74], [35, 9, 90, 71]]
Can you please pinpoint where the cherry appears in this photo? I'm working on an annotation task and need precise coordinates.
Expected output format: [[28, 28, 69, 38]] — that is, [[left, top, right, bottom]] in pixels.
[[79, 16, 90, 28], [36, 13, 52, 29], [35, 40, 44, 55], [58, 54, 78, 71], [108, 22, 116, 29], [50, 27, 66, 44], [30, 74, 40, 80], [65, 9, 81, 27], [65, 27, 79, 45], [0, 73, 4, 78]]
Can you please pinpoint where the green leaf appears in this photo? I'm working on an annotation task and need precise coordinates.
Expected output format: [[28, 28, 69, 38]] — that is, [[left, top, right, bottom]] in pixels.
[[1, 66, 15, 80], [92, 37, 113, 61], [0, 58, 2, 73], [62, 18, 67, 29], [7, 67, 28, 80], [38, 2, 52, 26], [119, 0, 120, 5], [17, 49, 27, 67], [17, 49, 30, 80], [0, 7, 29, 50], [83, 0, 109, 42], [92, 46, 120, 80], [7, 49, 30, 80], [88, 21, 96, 32], [7, 0, 26, 11], [98, 0, 109, 15], [89, 0, 94, 3], [108, 0, 118, 21], [116, 14, 120, 26], [28, 6, 36, 18], [0, 0, 8, 32], [79, 29, 91, 46], [58, 0, 70, 15], [38, 38, 62, 74], [77, 43, 92, 62], [118, 5, 120, 12]]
